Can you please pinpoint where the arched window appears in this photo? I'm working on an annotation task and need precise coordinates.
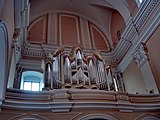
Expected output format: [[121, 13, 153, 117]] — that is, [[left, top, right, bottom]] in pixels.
[[20, 71, 44, 91]]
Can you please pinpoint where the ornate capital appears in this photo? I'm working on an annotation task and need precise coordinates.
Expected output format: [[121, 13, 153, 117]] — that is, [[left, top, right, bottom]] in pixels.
[[133, 43, 149, 67]]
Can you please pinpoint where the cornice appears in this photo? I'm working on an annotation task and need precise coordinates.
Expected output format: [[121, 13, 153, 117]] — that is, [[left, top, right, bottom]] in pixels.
[[19, 59, 42, 71], [117, 0, 160, 72]]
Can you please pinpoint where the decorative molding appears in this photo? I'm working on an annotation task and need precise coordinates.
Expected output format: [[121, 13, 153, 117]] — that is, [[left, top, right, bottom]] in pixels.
[[0, 21, 8, 107], [42, 16, 47, 43], [22, 0, 159, 72], [47, 12, 57, 45], [8, 113, 49, 120], [3, 89, 160, 112], [80, 17, 85, 47], [79, 114, 119, 120], [19, 59, 42, 71], [135, 113, 160, 120], [90, 23, 110, 51], [59, 14, 80, 46], [29, 10, 111, 43], [86, 20, 92, 49], [117, 0, 160, 72], [133, 0, 159, 31], [132, 43, 149, 67]]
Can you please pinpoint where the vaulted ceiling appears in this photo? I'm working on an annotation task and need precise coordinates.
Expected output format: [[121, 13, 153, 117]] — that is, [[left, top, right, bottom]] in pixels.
[[16, 0, 142, 70], [29, 0, 137, 50]]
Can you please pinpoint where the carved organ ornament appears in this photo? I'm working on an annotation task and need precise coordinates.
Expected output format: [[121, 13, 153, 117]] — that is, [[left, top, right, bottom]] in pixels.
[[41, 47, 125, 91]]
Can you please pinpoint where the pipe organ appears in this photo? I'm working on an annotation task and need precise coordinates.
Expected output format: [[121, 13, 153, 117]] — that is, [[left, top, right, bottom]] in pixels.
[[41, 47, 125, 91]]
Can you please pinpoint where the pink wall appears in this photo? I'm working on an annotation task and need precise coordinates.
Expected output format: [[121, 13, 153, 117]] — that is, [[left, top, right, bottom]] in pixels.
[[146, 26, 160, 91], [61, 15, 78, 46], [28, 16, 47, 43], [91, 26, 109, 50], [28, 13, 110, 51], [111, 10, 125, 48]]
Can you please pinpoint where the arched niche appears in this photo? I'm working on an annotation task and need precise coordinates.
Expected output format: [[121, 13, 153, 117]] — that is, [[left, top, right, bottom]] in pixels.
[[79, 114, 119, 120], [8, 113, 48, 120], [135, 114, 160, 120], [0, 21, 8, 107]]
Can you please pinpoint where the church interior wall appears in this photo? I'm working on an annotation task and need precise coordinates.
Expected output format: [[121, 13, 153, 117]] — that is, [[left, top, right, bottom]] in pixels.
[[0, 0, 15, 65], [0, 109, 160, 120], [0, 0, 160, 119], [146, 26, 160, 91], [123, 60, 147, 94]]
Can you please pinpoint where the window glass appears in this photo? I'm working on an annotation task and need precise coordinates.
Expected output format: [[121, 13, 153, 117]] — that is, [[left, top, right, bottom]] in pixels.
[[24, 82, 31, 91], [23, 81, 40, 91], [32, 82, 40, 91]]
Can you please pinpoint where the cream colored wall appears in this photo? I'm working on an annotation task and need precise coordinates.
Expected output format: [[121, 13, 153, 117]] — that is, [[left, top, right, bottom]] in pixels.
[[0, 0, 14, 65], [141, 62, 159, 94], [123, 61, 147, 94], [146, 26, 160, 91]]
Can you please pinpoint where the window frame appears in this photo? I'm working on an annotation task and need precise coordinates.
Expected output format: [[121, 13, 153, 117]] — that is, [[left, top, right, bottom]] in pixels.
[[20, 71, 44, 91]]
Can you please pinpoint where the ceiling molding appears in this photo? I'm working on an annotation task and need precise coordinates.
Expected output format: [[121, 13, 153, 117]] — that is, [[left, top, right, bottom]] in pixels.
[[117, 0, 160, 72]]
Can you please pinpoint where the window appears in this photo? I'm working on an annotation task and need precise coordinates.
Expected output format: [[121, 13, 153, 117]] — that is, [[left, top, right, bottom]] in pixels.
[[23, 81, 40, 91], [20, 71, 44, 91]]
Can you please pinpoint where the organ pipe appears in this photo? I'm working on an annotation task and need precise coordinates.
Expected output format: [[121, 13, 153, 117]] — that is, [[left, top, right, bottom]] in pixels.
[[42, 47, 125, 92]]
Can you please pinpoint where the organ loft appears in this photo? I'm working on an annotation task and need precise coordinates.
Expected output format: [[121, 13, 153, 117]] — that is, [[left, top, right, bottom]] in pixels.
[[0, 0, 160, 119]]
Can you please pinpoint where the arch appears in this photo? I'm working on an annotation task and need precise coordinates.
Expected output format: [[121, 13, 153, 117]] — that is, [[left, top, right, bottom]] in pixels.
[[79, 114, 119, 120], [103, 0, 131, 24], [135, 114, 160, 120], [8, 113, 48, 120], [0, 21, 8, 107], [29, 10, 112, 44]]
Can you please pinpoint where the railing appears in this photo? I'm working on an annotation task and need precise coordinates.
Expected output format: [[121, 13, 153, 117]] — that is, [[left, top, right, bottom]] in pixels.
[[3, 88, 160, 112]]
